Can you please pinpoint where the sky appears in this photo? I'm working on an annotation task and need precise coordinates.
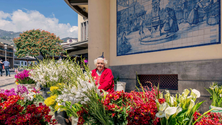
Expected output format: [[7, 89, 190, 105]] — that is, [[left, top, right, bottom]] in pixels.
[[0, 0, 78, 39]]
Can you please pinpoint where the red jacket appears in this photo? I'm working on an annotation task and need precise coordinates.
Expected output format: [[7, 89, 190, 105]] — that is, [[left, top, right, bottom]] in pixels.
[[91, 68, 114, 93]]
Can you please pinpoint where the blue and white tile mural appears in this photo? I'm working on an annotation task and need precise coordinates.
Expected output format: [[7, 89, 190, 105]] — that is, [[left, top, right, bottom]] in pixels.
[[117, 0, 220, 56]]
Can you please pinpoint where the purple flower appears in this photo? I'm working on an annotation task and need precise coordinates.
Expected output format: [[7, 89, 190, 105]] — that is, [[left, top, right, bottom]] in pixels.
[[15, 69, 30, 80], [84, 59, 88, 63], [16, 85, 29, 95], [4, 88, 16, 96]]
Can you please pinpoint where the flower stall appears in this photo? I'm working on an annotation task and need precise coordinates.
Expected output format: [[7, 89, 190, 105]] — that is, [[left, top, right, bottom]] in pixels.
[[12, 58, 222, 125]]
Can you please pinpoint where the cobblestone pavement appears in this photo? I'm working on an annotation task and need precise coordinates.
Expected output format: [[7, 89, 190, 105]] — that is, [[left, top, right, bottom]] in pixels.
[[0, 72, 17, 90]]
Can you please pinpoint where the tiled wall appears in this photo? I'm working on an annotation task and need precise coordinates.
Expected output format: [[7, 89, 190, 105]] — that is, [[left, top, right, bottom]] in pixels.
[[117, 0, 220, 56]]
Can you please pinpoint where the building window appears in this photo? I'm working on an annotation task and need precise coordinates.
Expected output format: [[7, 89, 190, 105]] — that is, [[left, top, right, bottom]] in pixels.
[[137, 74, 178, 90], [81, 20, 88, 41]]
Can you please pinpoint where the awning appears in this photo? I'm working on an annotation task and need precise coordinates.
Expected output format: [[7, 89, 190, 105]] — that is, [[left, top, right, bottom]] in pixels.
[[64, 40, 88, 51]]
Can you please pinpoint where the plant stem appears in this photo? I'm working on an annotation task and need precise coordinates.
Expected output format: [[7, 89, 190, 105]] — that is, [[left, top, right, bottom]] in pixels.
[[192, 108, 215, 125]]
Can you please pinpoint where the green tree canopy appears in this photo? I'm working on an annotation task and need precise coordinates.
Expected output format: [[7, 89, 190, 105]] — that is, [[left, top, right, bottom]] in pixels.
[[14, 29, 64, 58]]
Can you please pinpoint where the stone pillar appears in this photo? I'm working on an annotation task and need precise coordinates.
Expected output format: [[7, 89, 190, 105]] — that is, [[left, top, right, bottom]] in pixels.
[[88, 0, 110, 70]]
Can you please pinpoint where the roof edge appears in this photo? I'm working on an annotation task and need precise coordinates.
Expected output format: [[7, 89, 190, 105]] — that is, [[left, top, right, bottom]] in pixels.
[[64, 0, 88, 18]]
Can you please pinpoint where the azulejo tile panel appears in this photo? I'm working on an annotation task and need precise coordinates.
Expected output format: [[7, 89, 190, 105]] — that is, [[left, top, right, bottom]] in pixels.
[[117, 0, 221, 56]]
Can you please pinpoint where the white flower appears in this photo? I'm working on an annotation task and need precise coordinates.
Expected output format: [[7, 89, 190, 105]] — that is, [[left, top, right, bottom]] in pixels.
[[84, 97, 90, 102], [27, 95, 34, 101], [170, 96, 174, 105], [165, 107, 177, 119], [69, 97, 74, 101], [80, 101, 86, 104], [156, 111, 165, 118], [210, 86, 215, 90], [176, 107, 182, 115], [159, 102, 168, 111], [192, 89, 200, 98], [188, 100, 195, 110], [71, 87, 77, 93], [182, 89, 190, 97], [220, 94, 222, 97], [215, 85, 219, 92], [165, 90, 170, 93], [64, 89, 68, 92], [187, 95, 193, 99]]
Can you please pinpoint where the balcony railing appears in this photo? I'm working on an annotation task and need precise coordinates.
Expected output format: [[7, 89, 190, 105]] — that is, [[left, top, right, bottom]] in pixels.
[[0, 53, 13, 57], [0, 48, 14, 52]]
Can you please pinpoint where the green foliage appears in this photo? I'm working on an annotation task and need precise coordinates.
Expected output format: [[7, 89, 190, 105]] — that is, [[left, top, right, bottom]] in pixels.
[[13, 29, 64, 58], [114, 76, 119, 85], [58, 101, 82, 117], [205, 82, 222, 107]]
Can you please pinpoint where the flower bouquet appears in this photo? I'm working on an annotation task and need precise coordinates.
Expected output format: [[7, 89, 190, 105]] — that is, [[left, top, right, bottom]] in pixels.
[[15, 69, 36, 85], [206, 82, 222, 113]]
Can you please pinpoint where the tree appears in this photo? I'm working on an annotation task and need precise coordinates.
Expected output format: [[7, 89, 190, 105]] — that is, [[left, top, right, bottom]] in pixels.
[[14, 29, 64, 58]]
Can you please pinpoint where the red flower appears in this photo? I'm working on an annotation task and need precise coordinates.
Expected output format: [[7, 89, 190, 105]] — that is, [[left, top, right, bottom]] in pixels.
[[158, 98, 165, 104], [112, 113, 116, 117]]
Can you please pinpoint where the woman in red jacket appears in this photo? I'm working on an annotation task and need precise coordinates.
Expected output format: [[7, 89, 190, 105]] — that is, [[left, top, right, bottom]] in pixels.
[[91, 53, 114, 93]]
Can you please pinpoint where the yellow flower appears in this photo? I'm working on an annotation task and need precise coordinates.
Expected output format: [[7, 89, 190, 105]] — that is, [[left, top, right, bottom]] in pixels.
[[44, 95, 57, 106], [50, 86, 59, 92], [15, 82, 19, 85], [54, 103, 61, 111], [33, 95, 36, 98]]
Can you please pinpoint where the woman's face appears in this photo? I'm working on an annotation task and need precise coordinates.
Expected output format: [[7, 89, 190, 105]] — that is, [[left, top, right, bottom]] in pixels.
[[96, 59, 105, 72]]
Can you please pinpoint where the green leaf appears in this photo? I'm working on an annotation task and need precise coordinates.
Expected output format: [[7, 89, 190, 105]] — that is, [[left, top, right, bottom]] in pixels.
[[169, 118, 176, 125], [191, 101, 204, 115], [177, 109, 188, 117], [212, 91, 217, 106]]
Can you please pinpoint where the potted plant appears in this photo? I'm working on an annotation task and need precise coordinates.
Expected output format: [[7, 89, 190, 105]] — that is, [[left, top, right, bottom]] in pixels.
[[206, 82, 222, 113], [114, 76, 126, 92], [15, 69, 36, 89]]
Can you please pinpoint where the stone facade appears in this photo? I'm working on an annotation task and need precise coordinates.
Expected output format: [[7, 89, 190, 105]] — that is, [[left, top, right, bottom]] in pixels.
[[110, 59, 222, 112]]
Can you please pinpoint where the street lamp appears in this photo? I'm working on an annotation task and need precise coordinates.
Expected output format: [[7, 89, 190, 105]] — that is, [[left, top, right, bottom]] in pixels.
[[4, 44, 7, 61]]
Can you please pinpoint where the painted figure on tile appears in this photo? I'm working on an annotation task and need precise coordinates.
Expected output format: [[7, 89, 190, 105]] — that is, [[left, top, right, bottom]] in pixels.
[[151, 0, 161, 38], [151, 0, 160, 18], [119, 32, 131, 54], [164, 7, 179, 36], [187, 0, 203, 26], [181, 0, 189, 23], [205, 0, 220, 25], [91, 53, 114, 93], [139, 15, 145, 40]]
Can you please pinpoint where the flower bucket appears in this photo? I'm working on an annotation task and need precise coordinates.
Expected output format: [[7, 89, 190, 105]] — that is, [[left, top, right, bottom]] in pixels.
[[41, 87, 50, 98], [114, 81, 126, 92], [55, 111, 71, 125], [19, 84, 36, 90], [209, 105, 222, 114], [71, 116, 78, 125]]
